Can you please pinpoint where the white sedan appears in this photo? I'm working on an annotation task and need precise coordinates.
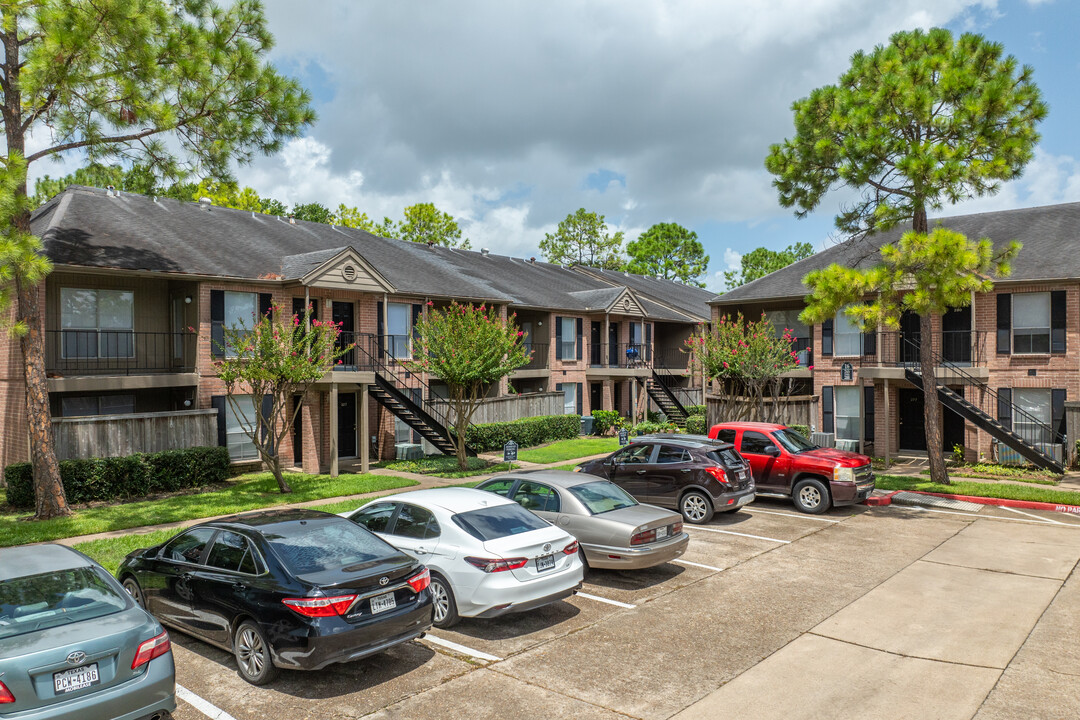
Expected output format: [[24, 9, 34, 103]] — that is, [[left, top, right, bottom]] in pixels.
[[341, 488, 584, 628]]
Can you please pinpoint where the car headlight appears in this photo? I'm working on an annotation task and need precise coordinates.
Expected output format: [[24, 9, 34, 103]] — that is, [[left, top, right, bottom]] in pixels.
[[833, 466, 855, 483]]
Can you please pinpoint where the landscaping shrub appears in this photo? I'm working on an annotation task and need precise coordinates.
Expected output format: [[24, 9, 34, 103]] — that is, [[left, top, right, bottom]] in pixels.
[[788, 424, 811, 438], [686, 405, 706, 416], [591, 410, 620, 436], [465, 415, 581, 453], [632, 421, 680, 435], [685, 415, 707, 435], [3, 446, 231, 509]]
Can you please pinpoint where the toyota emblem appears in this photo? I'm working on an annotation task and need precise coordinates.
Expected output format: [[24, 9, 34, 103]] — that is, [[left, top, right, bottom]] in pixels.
[[66, 651, 87, 666], [543, 543, 552, 553], [379, 576, 389, 586]]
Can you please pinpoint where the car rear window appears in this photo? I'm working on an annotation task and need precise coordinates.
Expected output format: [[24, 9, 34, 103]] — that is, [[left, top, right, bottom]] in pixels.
[[264, 518, 397, 575], [708, 449, 745, 468], [0, 567, 127, 640], [568, 481, 638, 514], [451, 504, 550, 542]]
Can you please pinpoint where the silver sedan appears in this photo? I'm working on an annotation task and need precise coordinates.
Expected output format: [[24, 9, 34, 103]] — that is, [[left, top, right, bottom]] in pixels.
[[474, 470, 689, 571]]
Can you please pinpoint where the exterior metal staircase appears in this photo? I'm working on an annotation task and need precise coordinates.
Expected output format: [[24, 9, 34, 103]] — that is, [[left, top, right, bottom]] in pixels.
[[648, 370, 690, 428], [900, 337, 1064, 474]]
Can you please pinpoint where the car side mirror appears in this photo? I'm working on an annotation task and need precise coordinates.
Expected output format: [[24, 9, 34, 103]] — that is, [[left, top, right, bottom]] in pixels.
[[764, 445, 781, 457]]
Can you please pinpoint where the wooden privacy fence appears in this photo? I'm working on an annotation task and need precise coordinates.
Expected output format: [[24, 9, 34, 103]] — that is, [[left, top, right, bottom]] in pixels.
[[706, 394, 817, 429], [431, 391, 564, 425], [51, 409, 219, 460]]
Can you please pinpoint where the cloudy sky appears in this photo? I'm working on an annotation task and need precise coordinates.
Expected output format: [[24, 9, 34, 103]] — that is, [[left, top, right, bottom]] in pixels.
[[32, 0, 1080, 291]]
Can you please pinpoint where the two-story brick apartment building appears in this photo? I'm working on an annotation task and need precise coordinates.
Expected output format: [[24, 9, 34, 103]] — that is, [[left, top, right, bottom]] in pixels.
[[710, 202, 1080, 472], [0, 186, 712, 474]]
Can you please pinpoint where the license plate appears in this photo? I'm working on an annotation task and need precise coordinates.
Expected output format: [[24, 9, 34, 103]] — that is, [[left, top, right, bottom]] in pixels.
[[370, 592, 397, 614], [54, 664, 99, 695], [536, 554, 555, 572], [656, 526, 669, 540], [737, 494, 753, 507]]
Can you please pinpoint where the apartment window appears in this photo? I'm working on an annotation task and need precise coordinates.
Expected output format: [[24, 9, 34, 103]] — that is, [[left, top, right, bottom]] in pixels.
[[557, 383, 577, 415], [60, 394, 135, 417], [834, 386, 861, 441], [833, 309, 862, 357], [1013, 388, 1051, 444], [1013, 293, 1050, 354], [387, 302, 412, 360], [226, 395, 260, 461], [559, 317, 576, 360], [60, 288, 134, 359], [224, 291, 257, 356]]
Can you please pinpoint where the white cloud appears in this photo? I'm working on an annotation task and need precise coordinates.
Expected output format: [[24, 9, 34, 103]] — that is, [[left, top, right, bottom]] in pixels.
[[944, 148, 1080, 217]]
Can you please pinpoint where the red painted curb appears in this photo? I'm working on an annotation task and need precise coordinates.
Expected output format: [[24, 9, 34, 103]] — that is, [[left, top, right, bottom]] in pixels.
[[884, 489, 1080, 516]]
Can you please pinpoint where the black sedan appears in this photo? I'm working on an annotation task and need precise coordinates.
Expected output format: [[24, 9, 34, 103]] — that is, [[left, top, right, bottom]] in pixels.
[[117, 508, 433, 685]]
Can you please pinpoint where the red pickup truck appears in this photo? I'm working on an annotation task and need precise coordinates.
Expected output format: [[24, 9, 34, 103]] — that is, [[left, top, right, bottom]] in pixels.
[[708, 422, 874, 514]]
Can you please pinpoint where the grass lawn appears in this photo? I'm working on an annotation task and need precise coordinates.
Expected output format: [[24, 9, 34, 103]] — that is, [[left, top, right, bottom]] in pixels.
[[876, 474, 1080, 506], [921, 463, 1060, 486], [0, 472, 417, 548], [552, 463, 584, 472], [74, 529, 180, 576], [516, 437, 620, 464]]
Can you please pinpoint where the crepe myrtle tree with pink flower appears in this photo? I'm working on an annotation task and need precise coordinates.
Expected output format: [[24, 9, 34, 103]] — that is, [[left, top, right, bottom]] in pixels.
[[216, 304, 351, 493], [687, 312, 800, 423], [407, 301, 531, 469]]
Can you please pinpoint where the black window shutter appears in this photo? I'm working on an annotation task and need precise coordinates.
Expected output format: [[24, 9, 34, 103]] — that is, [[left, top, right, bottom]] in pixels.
[[258, 293, 273, 317], [862, 329, 876, 356], [1052, 389, 1066, 441], [412, 304, 422, 340], [577, 383, 583, 415], [864, 386, 875, 442], [822, 319, 833, 356], [576, 318, 583, 361], [377, 301, 385, 355], [261, 395, 274, 452], [555, 316, 563, 357], [645, 323, 652, 362], [210, 290, 225, 358], [997, 388, 1012, 430], [997, 294, 1011, 355], [822, 386, 834, 433], [1051, 291, 1066, 353], [211, 395, 227, 448]]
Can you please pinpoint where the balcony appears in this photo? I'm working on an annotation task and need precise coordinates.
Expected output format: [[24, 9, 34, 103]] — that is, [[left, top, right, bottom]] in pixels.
[[858, 331, 988, 381], [586, 343, 652, 375], [512, 343, 550, 378], [45, 330, 198, 391]]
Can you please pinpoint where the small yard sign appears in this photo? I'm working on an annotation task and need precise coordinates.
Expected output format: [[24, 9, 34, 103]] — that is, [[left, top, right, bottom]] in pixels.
[[618, 428, 629, 446], [503, 440, 519, 464]]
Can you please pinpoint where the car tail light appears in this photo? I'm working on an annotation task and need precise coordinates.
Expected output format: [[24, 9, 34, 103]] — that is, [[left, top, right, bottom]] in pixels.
[[562, 541, 579, 555], [465, 556, 529, 573], [282, 594, 358, 617], [407, 567, 430, 593], [672, 522, 683, 535], [704, 466, 733, 485], [0, 679, 14, 704], [630, 528, 657, 546], [131, 630, 171, 669]]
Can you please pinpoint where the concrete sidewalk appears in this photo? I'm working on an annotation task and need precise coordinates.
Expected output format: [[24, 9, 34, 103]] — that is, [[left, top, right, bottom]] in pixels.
[[672, 515, 1080, 720]]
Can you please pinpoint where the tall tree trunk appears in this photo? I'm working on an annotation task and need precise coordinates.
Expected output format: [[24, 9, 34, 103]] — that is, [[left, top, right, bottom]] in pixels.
[[921, 313, 949, 484], [270, 455, 292, 493]]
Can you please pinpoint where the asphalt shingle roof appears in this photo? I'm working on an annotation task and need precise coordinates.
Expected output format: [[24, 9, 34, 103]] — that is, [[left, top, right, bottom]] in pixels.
[[712, 201, 1080, 305]]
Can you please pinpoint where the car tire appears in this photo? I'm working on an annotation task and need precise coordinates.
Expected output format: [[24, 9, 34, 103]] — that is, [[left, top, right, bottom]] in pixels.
[[680, 490, 714, 524], [121, 576, 145, 609], [792, 478, 831, 515], [578, 547, 591, 579], [430, 573, 460, 629], [233, 620, 278, 685]]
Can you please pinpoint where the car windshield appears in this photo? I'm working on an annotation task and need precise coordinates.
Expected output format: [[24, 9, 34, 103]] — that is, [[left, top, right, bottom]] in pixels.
[[568, 481, 638, 515], [451, 504, 550, 542], [772, 428, 818, 454], [0, 567, 128, 640], [264, 519, 397, 575]]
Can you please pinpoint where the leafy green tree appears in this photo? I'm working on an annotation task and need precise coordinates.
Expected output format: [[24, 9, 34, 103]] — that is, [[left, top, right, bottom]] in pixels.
[[31, 162, 183, 205], [540, 208, 625, 269], [381, 202, 469, 248], [625, 223, 709, 286], [1, 0, 315, 518], [216, 304, 346, 493], [260, 197, 289, 216], [291, 201, 334, 225], [192, 179, 266, 212], [765, 27, 1045, 483], [332, 204, 379, 231], [407, 302, 530, 469], [723, 243, 814, 290]]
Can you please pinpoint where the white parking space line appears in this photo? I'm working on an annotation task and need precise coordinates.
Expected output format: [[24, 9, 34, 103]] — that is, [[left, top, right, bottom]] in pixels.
[[684, 526, 791, 544], [672, 558, 724, 572], [743, 508, 840, 523], [176, 684, 240, 720], [577, 592, 636, 609], [1001, 506, 1066, 524], [423, 634, 503, 662]]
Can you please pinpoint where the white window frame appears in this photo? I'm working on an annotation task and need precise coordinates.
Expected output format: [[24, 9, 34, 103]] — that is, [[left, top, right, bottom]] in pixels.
[[833, 308, 863, 358], [387, 302, 412, 360], [560, 383, 577, 415], [559, 317, 577, 360], [834, 386, 860, 441], [226, 395, 260, 461], [1012, 292, 1051, 355], [60, 288, 135, 360], [223, 291, 257, 358], [1013, 388, 1052, 444]]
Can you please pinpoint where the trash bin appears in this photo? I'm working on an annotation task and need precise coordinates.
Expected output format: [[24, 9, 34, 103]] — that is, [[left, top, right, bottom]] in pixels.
[[580, 416, 595, 435]]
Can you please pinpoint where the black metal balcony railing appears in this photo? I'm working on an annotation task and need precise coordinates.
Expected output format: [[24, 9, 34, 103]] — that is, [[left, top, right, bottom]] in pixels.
[[592, 343, 652, 369], [46, 330, 197, 376], [860, 331, 987, 368], [521, 343, 550, 370], [654, 347, 690, 370], [788, 336, 813, 368]]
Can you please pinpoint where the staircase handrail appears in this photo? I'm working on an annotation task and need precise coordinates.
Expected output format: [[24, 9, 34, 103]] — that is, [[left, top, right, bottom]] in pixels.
[[651, 361, 692, 417]]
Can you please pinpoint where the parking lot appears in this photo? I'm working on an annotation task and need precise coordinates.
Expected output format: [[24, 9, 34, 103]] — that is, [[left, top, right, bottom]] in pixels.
[[167, 499, 1080, 720]]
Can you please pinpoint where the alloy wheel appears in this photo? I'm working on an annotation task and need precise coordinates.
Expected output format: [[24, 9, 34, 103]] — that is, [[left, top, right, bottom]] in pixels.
[[431, 580, 450, 624], [798, 485, 822, 509], [683, 495, 708, 522], [237, 628, 267, 678], [123, 579, 144, 608]]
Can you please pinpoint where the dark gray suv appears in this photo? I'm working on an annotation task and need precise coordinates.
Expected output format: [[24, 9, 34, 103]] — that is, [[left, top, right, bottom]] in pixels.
[[0, 544, 175, 720], [577, 434, 756, 523]]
